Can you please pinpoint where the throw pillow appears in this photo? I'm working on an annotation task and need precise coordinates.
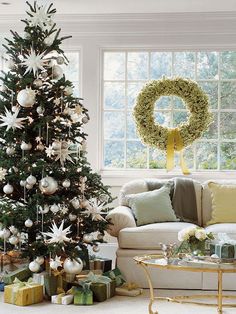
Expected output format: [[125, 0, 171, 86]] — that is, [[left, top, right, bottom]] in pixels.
[[207, 182, 236, 225], [125, 185, 178, 226]]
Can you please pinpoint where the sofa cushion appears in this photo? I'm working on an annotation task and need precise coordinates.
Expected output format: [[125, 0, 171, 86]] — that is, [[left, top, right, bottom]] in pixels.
[[118, 222, 198, 249], [205, 223, 236, 240], [126, 186, 178, 226]]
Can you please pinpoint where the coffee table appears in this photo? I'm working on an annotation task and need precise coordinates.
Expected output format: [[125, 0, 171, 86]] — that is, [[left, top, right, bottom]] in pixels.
[[133, 254, 236, 314]]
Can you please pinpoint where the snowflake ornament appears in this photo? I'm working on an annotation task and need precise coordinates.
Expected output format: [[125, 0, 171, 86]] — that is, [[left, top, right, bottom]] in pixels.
[[0, 107, 26, 131], [0, 167, 7, 181], [28, 4, 54, 30], [46, 141, 78, 166], [82, 198, 107, 221], [42, 220, 71, 244], [21, 48, 46, 76]]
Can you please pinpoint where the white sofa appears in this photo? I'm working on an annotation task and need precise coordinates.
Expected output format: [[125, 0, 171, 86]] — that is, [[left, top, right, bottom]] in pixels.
[[106, 178, 236, 290]]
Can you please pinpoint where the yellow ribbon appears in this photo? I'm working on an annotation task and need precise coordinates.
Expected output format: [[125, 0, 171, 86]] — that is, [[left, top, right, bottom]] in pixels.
[[11, 278, 38, 304], [166, 128, 190, 175]]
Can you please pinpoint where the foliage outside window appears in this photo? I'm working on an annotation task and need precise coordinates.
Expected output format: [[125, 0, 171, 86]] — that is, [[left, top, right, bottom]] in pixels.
[[102, 51, 236, 171]]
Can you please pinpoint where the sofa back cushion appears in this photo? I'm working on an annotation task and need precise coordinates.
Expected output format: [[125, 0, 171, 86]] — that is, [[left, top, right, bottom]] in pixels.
[[202, 180, 236, 226], [125, 186, 178, 226]]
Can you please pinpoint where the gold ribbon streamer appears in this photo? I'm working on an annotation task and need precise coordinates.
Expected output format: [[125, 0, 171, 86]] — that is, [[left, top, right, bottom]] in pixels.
[[166, 128, 190, 175]]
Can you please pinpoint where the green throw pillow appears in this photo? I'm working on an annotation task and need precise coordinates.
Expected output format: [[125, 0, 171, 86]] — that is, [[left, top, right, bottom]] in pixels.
[[126, 186, 178, 226]]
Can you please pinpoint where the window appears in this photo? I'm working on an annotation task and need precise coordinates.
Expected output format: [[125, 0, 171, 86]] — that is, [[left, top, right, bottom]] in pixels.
[[102, 50, 236, 171]]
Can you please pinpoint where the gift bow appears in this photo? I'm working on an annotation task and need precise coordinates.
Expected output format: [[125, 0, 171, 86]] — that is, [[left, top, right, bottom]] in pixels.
[[85, 272, 111, 284], [12, 278, 39, 304], [107, 270, 124, 286]]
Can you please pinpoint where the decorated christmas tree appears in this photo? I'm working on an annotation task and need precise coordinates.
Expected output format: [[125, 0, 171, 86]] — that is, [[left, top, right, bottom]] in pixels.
[[0, 2, 112, 274]]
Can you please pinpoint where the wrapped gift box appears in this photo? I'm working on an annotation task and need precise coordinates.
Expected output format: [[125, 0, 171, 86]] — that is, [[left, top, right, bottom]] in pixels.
[[44, 273, 58, 296], [103, 268, 126, 287], [115, 283, 143, 297], [93, 258, 112, 273], [4, 279, 43, 306], [74, 286, 93, 305], [3, 267, 32, 285], [210, 243, 235, 259], [90, 279, 116, 302]]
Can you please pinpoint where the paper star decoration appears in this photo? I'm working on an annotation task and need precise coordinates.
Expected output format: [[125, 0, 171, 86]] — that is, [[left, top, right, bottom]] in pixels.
[[46, 141, 78, 166], [28, 4, 54, 30], [21, 48, 46, 76], [82, 198, 107, 221], [50, 255, 63, 270], [0, 107, 26, 131], [42, 220, 71, 244], [45, 145, 54, 158], [0, 167, 7, 181]]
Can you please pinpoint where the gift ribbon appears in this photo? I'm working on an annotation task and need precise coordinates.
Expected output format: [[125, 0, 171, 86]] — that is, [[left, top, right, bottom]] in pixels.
[[11, 278, 38, 304], [107, 270, 124, 287], [214, 244, 236, 259], [166, 128, 190, 175], [52, 269, 65, 294], [84, 272, 111, 298]]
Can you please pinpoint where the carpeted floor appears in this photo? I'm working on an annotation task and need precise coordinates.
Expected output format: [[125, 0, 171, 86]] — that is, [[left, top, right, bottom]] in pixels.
[[1, 290, 236, 314]]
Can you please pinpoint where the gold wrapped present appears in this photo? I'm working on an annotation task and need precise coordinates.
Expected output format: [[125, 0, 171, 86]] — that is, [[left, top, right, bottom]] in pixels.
[[4, 278, 43, 306]]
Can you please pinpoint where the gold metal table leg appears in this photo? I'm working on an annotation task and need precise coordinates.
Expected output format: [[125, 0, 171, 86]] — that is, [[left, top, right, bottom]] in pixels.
[[218, 270, 223, 314], [139, 264, 158, 314]]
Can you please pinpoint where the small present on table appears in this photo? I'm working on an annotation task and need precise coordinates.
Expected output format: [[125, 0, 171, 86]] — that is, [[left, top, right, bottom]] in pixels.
[[210, 233, 236, 259]]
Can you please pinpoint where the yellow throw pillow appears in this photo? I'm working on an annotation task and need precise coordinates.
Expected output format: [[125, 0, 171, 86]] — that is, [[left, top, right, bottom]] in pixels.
[[207, 182, 236, 225]]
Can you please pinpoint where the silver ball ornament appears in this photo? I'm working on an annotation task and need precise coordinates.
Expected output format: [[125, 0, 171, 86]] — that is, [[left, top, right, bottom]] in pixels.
[[64, 86, 73, 96], [52, 141, 61, 150], [6, 147, 15, 155], [52, 65, 63, 80], [36, 106, 45, 115], [3, 183, 13, 194], [57, 56, 64, 65], [63, 258, 83, 274], [0, 228, 11, 239], [29, 261, 40, 273], [9, 236, 19, 245], [41, 71, 48, 79], [83, 233, 93, 243], [17, 88, 35, 108], [36, 143, 45, 151], [69, 213, 77, 221], [71, 198, 80, 209], [39, 177, 58, 195], [33, 78, 43, 88], [26, 183, 33, 190], [43, 205, 50, 214], [26, 175, 37, 185], [62, 179, 71, 188], [35, 256, 44, 266], [9, 226, 18, 235], [20, 180, 26, 187], [82, 116, 89, 124], [25, 219, 33, 228], [50, 203, 59, 213], [21, 142, 32, 151]]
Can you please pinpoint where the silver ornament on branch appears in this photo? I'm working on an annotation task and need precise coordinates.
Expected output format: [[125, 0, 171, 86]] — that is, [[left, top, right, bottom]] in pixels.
[[35, 256, 44, 266], [56, 56, 64, 65], [0, 228, 11, 239], [83, 233, 93, 243], [44, 34, 55, 46], [9, 226, 18, 235], [36, 143, 45, 151], [36, 106, 45, 115], [50, 203, 59, 213], [69, 213, 77, 221], [6, 147, 15, 155], [17, 88, 36, 108], [26, 183, 33, 190], [9, 235, 19, 245], [52, 65, 63, 80], [3, 183, 13, 194], [64, 86, 73, 96], [71, 198, 80, 209], [26, 175, 37, 185], [82, 116, 89, 124], [33, 78, 43, 88], [63, 258, 83, 274], [62, 179, 70, 188], [93, 244, 100, 253], [20, 180, 26, 187], [21, 142, 32, 151], [41, 71, 48, 79], [29, 260, 40, 273], [43, 204, 50, 214], [25, 219, 33, 228], [52, 141, 61, 150], [39, 176, 58, 195]]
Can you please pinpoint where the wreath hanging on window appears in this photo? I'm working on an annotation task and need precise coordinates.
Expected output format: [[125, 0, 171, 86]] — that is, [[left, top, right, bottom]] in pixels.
[[133, 77, 212, 174]]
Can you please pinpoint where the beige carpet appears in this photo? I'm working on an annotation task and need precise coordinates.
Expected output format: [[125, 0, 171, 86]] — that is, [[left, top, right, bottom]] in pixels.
[[1, 290, 236, 314]]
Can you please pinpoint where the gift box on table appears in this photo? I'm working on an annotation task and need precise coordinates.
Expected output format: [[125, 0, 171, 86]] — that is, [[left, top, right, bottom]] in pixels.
[[103, 268, 126, 287], [74, 283, 93, 305], [3, 267, 32, 285], [4, 278, 43, 306], [210, 243, 236, 259]]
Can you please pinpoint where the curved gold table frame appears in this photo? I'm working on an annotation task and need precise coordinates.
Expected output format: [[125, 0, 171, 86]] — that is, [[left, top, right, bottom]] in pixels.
[[134, 255, 236, 314]]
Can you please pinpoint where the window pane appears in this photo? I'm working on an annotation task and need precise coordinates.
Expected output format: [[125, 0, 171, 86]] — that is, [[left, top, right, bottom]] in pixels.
[[220, 112, 236, 139], [104, 82, 125, 109], [197, 52, 218, 79], [173, 111, 188, 128], [198, 81, 218, 109], [196, 142, 217, 169], [175, 145, 194, 169], [126, 141, 147, 168], [202, 112, 218, 139], [62, 52, 79, 82], [154, 112, 171, 127], [150, 52, 172, 79], [104, 112, 125, 139], [104, 52, 125, 80], [127, 112, 138, 139], [221, 51, 236, 79], [149, 148, 166, 169], [220, 82, 236, 109], [127, 52, 148, 80], [155, 96, 171, 110], [173, 96, 185, 109], [127, 82, 144, 109], [174, 52, 195, 79], [104, 141, 124, 168], [220, 143, 236, 170]]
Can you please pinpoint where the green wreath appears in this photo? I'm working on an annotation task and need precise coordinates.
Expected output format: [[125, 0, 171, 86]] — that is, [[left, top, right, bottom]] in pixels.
[[133, 77, 212, 151]]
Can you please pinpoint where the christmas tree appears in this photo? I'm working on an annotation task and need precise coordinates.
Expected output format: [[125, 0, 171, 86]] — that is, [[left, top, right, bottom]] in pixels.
[[0, 2, 112, 274]]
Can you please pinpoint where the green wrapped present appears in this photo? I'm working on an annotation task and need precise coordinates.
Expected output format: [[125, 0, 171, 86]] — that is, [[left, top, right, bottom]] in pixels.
[[3, 267, 32, 285], [103, 268, 126, 287], [44, 274, 58, 296], [210, 243, 235, 259], [74, 283, 93, 305]]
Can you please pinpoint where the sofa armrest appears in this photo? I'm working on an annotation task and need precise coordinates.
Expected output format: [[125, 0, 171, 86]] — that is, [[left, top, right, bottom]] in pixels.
[[106, 206, 136, 237]]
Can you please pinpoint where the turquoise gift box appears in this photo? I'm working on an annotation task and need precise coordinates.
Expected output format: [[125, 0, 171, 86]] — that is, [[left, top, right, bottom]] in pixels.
[[210, 243, 236, 259]]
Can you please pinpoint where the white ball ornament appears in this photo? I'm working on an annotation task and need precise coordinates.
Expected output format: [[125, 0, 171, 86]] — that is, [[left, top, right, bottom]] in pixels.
[[71, 198, 80, 209], [9, 236, 19, 245], [83, 233, 93, 244], [50, 203, 59, 213], [43, 205, 50, 214], [21, 142, 32, 151], [69, 213, 77, 221], [20, 180, 26, 187], [57, 56, 64, 65], [36, 106, 45, 115], [25, 219, 33, 228], [36, 143, 45, 151], [9, 226, 18, 235], [35, 256, 45, 266], [29, 261, 40, 273], [3, 183, 13, 194], [26, 183, 33, 190], [17, 88, 35, 108], [33, 78, 43, 88], [26, 175, 37, 185], [0, 228, 11, 239], [63, 258, 83, 274], [52, 65, 63, 80], [44, 34, 55, 46], [41, 71, 48, 79], [62, 179, 71, 188], [6, 147, 15, 155], [64, 86, 73, 96], [82, 116, 89, 124], [39, 176, 58, 195], [52, 141, 61, 150]]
